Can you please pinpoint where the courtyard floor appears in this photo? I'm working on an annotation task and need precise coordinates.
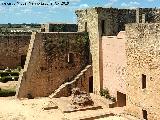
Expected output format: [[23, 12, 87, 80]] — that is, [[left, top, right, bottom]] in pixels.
[[0, 93, 140, 120]]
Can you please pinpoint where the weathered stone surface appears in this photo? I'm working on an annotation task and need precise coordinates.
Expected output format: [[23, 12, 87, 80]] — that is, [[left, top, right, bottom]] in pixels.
[[75, 7, 160, 95], [43, 101, 58, 110], [16, 32, 92, 98], [71, 88, 94, 107], [102, 32, 126, 97], [49, 65, 92, 98], [125, 23, 160, 120], [0, 35, 30, 69]]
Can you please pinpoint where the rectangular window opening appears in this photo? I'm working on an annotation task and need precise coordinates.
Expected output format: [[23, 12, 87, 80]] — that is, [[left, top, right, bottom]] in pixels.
[[142, 74, 146, 89], [85, 22, 87, 32], [68, 53, 74, 64], [101, 20, 105, 35], [142, 109, 148, 120]]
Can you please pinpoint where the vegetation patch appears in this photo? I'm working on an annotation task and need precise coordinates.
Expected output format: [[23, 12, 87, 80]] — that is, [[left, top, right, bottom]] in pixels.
[[0, 76, 19, 83], [100, 88, 116, 102], [0, 71, 19, 77], [0, 88, 16, 97], [0, 69, 20, 83]]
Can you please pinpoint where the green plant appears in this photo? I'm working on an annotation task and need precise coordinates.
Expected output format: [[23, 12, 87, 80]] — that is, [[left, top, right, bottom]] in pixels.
[[0, 88, 16, 97], [16, 66, 22, 71], [54, 25, 65, 32], [0, 76, 19, 83], [99, 88, 110, 98], [0, 71, 19, 77], [99, 88, 116, 102]]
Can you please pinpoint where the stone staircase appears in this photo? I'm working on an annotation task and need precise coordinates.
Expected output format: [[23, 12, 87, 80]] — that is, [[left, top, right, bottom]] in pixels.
[[49, 65, 92, 98], [15, 32, 36, 97]]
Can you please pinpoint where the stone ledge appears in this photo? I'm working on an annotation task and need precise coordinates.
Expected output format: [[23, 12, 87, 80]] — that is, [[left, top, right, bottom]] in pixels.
[[63, 105, 102, 113]]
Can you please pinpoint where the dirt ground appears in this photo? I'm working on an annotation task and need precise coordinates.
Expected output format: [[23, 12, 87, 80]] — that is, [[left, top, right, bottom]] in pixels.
[[0, 94, 139, 120], [0, 81, 17, 90], [0, 81, 137, 120]]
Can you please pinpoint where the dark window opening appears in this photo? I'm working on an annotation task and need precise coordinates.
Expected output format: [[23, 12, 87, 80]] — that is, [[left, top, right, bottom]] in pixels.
[[142, 74, 146, 89], [41, 28, 45, 32], [117, 91, 126, 107], [68, 53, 74, 64], [40, 67, 46, 71], [143, 110, 148, 120], [21, 55, 26, 68], [85, 22, 87, 32], [101, 20, 105, 35], [89, 76, 93, 93]]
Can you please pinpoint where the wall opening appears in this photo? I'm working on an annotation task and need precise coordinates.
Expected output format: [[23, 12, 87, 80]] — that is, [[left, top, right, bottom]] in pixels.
[[142, 110, 148, 120], [142, 74, 146, 89], [85, 22, 87, 32], [101, 20, 105, 35], [67, 53, 74, 64], [41, 28, 45, 32], [89, 76, 93, 93], [117, 91, 126, 107], [21, 55, 26, 68]]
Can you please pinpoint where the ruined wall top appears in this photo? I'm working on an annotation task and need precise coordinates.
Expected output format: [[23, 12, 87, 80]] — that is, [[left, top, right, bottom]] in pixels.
[[125, 23, 160, 38], [75, 7, 160, 23]]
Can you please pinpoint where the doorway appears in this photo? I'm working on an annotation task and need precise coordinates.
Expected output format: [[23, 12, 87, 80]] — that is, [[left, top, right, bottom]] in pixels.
[[101, 20, 105, 35], [21, 55, 26, 68], [117, 91, 126, 107], [89, 76, 93, 93], [142, 110, 148, 120]]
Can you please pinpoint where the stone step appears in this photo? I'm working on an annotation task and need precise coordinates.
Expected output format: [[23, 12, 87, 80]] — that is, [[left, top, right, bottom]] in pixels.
[[49, 65, 92, 98], [63, 105, 102, 113], [64, 109, 114, 120], [118, 113, 141, 120]]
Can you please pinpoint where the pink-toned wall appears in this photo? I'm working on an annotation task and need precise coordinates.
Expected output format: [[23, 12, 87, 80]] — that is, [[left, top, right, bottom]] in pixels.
[[102, 31, 126, 97]]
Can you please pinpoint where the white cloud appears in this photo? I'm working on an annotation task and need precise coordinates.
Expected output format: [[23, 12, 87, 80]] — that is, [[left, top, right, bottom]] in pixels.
[[147, 0, 155, 2], [121, 1, 140, 9], [104, 3, 113, 7], [69, 0, 81, 2], [109, 0, 118, 2], [21, 8, 32, 13], [105, 0, 118, 8], [78, 4, 89, 9], [121, 2, 128, 7], [130, 1, 140, 5], [0, 6, 4, 12]]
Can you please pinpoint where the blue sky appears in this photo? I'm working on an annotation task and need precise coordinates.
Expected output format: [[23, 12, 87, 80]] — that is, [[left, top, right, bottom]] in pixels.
[[0, 0, 160, 24]]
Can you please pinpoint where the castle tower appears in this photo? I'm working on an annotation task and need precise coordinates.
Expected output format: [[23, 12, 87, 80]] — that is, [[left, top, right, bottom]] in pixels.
[[75, 7, 136, 94]]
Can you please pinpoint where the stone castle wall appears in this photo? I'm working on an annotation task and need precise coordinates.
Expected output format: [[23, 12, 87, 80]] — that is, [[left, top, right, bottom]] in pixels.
[[16, 32, 92, 98], [0, 35, 30, 69], [76, 8, 102, 94], [75, 7, 160, 97], [102, 31, 126, 97], [75, 7, 136, 94], [125, 23, 160, 119], [53, 65, 92, 98], [41, 23, 78, 32]]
